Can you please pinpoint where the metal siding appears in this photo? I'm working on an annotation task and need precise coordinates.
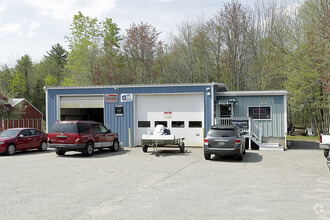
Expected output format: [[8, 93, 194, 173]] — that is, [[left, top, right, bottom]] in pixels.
[[217, 95, 285, 137], [47, 85, 210, 147]]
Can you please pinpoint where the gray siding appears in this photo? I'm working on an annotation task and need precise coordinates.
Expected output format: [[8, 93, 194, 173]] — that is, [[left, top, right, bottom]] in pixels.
[[217, 95, 286, 137]]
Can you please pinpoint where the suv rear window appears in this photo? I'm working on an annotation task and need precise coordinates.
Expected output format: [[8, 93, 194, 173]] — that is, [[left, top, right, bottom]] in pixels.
[[50, 123, 77, 133], [50, 123, 91, 133], [208, 128, 237, 137]]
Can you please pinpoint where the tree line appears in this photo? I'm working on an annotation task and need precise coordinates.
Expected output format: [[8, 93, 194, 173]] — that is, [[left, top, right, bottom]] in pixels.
[[0, 0, 329, 133]]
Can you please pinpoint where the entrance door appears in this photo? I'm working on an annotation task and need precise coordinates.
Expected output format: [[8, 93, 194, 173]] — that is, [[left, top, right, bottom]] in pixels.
[[216, 104, 233, 118]]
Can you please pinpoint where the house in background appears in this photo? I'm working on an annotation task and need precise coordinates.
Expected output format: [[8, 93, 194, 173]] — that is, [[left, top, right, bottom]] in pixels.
[[0, 98, 43, 132]]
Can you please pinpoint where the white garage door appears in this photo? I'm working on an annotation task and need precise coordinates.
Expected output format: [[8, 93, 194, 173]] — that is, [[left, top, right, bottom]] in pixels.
[[135, 93, 204, 146], [60, 95, 104, 108]]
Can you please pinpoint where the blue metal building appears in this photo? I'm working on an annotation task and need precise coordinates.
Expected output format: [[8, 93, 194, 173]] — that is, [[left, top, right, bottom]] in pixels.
[[45, 83, 227, 147], [45, 83, 288, 149]]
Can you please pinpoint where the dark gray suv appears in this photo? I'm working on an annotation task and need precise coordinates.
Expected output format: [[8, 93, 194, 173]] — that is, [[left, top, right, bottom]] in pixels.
[[204, 125, 245, 160]]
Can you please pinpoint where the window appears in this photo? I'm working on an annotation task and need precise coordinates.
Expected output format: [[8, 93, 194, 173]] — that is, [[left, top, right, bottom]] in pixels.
[[115, 106, 123, 116], [138, 121, 150, 128], [248, 106, 271, 120], [189, 121, 202, 128], [99, 125, 108, 133], [20, 130, 30, 137], [91, 123, 101, 133], [155, 121, 167, 127], [172, 121, 184, 128], [78, 123, 90, 133]]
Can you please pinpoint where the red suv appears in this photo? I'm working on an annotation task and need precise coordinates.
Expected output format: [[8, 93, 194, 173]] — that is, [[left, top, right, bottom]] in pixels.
[[48, 121, 119, 156]]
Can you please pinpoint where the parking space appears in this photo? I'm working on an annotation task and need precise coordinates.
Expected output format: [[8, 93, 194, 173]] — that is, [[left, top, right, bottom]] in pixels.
[[0, 146, 329, 220]]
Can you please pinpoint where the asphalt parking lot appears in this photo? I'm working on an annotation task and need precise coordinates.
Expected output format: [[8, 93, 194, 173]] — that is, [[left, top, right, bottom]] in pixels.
[[0, 142, 329, 220]]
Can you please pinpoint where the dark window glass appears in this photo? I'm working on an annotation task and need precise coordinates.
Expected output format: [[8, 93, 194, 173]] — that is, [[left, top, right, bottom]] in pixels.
[[138, 121, 150, 128], [50, 123, 78, 133], [189, 121, 202, 128], [91, 123, 101, 133], [220, 105, 232, 117], [20, 129, 30, 137], [207, 129, 237, 137], [29, 129, 40, 135], [155, 121, 167, 127], [248, 107, 271, 120], [172, 121, 184, 128], [77, 123, 90, 133]]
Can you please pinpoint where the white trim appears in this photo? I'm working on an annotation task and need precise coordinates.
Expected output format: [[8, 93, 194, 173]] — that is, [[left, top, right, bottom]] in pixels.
[[284, 94, 288, 136], [45, 89, 48, 133], [247, 106, 272, 120], [217, 90, 289, 97], [44, 82, 227, 91], [211, 85, 214, 125]]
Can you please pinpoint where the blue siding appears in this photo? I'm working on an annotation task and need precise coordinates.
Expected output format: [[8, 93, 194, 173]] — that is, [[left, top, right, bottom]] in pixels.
[[217, 95, 286, 137], [46, 85, 211, 147]]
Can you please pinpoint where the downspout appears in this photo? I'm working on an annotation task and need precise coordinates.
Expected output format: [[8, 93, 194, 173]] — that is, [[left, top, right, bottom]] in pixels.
[[211, 83, 215, 125], [44, 86, 48, 133]]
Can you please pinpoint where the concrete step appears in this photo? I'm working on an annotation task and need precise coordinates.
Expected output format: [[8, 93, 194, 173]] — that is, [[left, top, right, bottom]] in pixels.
[[259, 143, 284, 151]]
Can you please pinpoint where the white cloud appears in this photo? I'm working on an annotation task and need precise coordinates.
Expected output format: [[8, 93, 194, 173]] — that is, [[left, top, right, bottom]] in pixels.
[[150, 0, 175, 2], [0, 3, 7, 15], [0, 23, 21, 36], [27, 22, 41, 38], [25, 0, 117, 20]]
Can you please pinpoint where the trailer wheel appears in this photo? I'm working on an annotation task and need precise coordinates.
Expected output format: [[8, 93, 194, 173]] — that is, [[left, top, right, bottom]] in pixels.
[[142, 145, 148, 153], [179, 142, 185, 153]]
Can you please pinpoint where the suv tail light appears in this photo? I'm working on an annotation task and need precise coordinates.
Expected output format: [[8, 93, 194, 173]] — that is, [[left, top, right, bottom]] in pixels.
[[235, 139, 241, 144], [320, 134, 322, 143], [75, 134, 82, 143], [204, 138, 208, 143]]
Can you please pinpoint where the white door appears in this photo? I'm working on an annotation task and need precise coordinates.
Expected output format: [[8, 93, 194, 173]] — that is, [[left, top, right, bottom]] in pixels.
[[135, 93, 204, 146]]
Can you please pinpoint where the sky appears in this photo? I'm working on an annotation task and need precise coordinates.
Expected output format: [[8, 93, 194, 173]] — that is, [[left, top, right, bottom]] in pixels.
[[0, 0, 257, 65]]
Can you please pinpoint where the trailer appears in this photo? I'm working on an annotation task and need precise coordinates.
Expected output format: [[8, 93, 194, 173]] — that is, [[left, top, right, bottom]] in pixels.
[[141, 134, 185, 156]]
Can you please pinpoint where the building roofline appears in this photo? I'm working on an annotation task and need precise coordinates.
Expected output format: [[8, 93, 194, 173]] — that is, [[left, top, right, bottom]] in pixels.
[[10, 98, 43, 116], [44, 82, 228, 91], [217, 90, 289, 96]]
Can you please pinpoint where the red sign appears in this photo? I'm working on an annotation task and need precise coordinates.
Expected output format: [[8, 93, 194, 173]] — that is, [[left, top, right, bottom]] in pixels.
[[105, 94, 117, 103]]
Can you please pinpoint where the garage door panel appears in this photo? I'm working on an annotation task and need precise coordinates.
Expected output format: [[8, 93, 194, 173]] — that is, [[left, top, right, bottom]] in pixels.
[[60, 96, 104, 108], [135, 94, 204, 146]]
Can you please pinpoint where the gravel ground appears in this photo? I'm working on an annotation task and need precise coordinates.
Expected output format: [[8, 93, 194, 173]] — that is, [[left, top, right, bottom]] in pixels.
[[0, 143, 329, 220]]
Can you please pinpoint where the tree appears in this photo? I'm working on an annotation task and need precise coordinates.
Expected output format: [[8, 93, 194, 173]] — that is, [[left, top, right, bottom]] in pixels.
[[44, 43, 68, 85], [0, 93, 14, 119], [0, 65, 13, 93], [122, 22, 163, 84], [14, 55, 33, 99], [9, 70, 28, 98]]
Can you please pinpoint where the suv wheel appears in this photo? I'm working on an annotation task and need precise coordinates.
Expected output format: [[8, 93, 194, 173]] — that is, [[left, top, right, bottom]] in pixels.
[[236, 155, 243, 161], [111, 140, 119, 152], [204, 153, 211, 160], [83, 142, 94, 156], [324, 149, 329, 158], [55, 148, 66, 156]]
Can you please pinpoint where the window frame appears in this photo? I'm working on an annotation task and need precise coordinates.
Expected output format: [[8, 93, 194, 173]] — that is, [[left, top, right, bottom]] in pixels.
[[247, 106, 272, 120], [189, 121, 202, 128], [138, 121, 151, 128], [171, 121, 185, 128]]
